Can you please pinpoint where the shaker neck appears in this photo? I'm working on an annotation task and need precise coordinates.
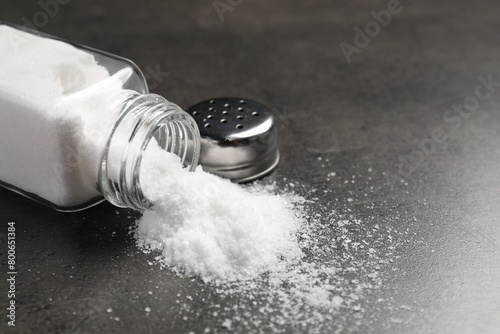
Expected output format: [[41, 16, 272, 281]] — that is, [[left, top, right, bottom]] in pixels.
[[98, 91, 200, 210]]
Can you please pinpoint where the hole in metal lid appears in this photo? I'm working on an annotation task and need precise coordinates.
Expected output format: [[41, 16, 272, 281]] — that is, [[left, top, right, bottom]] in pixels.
[[252, 112, 259, 116], [207, 115, 214, 119], [205, 123, 211, 128], [221, 119, 227, 123], [222, 110, 229, 114], [236, 124, 243, 129]]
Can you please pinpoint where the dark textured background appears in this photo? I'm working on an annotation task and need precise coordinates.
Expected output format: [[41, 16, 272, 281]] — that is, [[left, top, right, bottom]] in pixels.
[[1, 0, 500, 333]]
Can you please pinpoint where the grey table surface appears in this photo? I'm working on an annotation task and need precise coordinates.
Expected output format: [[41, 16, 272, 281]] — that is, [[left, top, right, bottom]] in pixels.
[[1, 0, 500, 333]]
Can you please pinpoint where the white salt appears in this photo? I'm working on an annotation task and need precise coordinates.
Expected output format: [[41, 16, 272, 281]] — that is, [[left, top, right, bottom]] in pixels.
[[136, 141, 302, 282], [0, 25, 116, 206], [144, 168, 410, 332], [133, 141, 395, 332], [221, 319, 232, 330]]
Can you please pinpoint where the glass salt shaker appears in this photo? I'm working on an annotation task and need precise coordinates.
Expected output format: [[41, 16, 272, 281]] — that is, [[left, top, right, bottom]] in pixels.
[[0, 23, 200, 212]]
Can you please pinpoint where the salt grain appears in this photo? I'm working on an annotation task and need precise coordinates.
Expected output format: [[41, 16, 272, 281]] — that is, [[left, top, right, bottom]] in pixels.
[[221, 319, 233, 330]]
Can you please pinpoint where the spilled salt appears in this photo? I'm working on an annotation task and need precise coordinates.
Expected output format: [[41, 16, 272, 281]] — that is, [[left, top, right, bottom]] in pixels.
[[135, 141, 302, 282], [134, 151, 410, 333]]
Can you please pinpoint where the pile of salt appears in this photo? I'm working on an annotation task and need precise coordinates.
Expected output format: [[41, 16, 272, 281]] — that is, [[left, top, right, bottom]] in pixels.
[[136, 141, 302, 281]]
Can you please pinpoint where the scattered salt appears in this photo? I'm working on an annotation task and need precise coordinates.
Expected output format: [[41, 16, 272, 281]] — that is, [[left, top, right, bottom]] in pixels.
[[131, 141, 409, 332], [139, 162, 414, 332]]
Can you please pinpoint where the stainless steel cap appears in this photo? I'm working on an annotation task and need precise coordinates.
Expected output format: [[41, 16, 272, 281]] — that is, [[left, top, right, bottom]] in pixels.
[[186, 97, 279, 183]]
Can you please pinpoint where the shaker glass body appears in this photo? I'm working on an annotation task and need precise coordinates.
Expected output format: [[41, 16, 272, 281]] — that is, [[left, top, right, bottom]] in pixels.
[[0, 23, 200, 211]]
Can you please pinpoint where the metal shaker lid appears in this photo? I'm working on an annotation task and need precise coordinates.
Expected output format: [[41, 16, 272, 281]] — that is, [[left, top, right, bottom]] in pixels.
[[186, 97, 279, 183]]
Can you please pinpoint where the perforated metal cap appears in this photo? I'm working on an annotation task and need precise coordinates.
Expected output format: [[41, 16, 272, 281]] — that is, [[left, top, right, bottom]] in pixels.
[[186, 97, 279, 183]]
